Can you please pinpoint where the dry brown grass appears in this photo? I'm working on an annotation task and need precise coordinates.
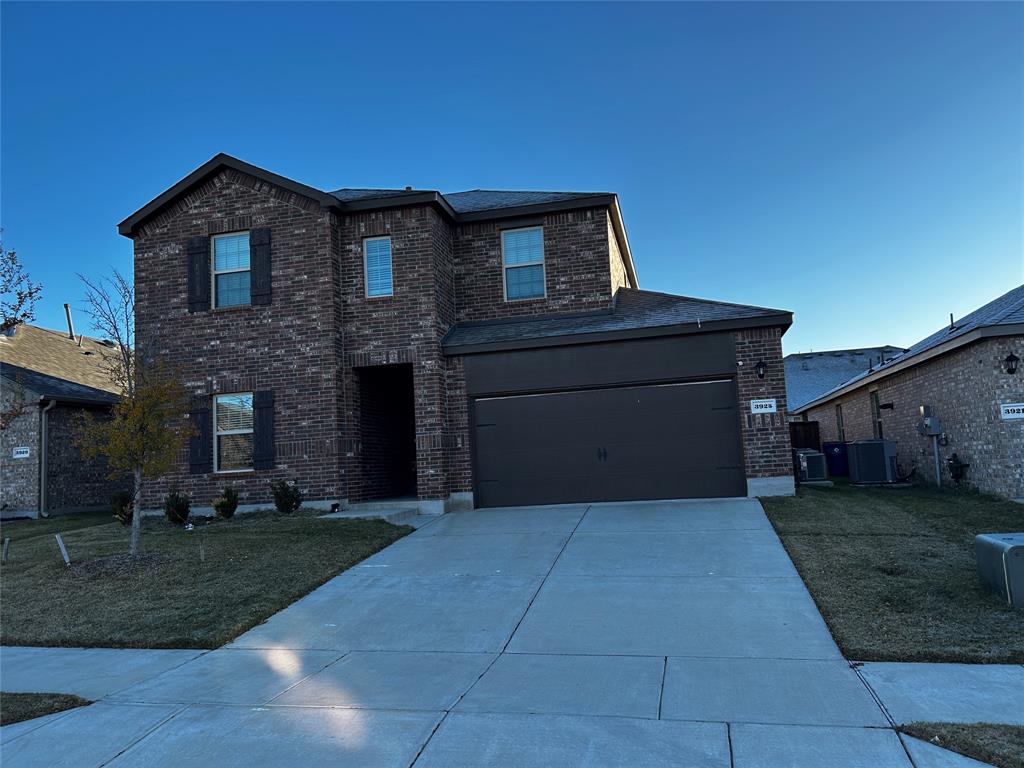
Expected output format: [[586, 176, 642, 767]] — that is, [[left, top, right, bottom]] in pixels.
[[901, 723, 1024, 768], [0, 510, 411, 648], [761, 483, 1024, 663], [0, 693, 91, 726]]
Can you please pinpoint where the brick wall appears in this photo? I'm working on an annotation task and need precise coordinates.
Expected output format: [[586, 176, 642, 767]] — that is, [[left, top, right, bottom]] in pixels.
[[805, 337, 1024, 498], [45, 405, 129, 512], [334, 205, 454, 504], [608, 214, 631, 292], [452, 208, 617, 323], [0, 387, 40, 515], [734, 327, 793, 481], [133, 168, 343, 509]]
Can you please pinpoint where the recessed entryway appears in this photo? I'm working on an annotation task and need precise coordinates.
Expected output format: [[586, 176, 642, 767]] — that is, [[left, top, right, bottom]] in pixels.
[[356, 363, 417, 501]]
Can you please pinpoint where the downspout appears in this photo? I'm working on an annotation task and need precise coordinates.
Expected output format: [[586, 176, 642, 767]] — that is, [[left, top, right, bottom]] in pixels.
[[39, 398, 56, 518]]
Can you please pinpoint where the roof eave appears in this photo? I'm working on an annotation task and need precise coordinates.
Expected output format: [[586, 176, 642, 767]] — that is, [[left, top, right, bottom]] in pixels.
[[791, 323, 1024, 414], [118, 153, 341, 237], [609, 197, 639, 289], [340, 191, 459, 220], [454, 194, 617, 223], [37, 394, 119, 407], [443, 312, 792, 356]]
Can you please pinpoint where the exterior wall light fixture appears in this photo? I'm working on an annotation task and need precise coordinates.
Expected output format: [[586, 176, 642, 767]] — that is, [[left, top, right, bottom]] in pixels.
[[1004, 353, 1019, 375], [755, 360, 766, 379]]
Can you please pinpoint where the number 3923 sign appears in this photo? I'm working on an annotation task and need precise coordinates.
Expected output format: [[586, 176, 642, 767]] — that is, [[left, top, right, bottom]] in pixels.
[[750, 399, 777, 414], [1000, 403, 1024, 420]]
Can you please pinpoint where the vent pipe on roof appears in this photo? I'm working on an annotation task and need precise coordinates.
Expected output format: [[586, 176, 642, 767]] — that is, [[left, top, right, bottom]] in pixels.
[[63, 303, 75, 340]]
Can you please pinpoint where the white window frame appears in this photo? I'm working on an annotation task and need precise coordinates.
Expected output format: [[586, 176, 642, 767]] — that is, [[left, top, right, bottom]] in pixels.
[[211, 231, 251, 309], [501, 226, 546, 302], [213, 392, 255, 473], [363, 235, 394, 298]]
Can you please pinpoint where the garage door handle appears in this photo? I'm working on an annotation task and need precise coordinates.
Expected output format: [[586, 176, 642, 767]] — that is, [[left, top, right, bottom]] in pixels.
[[597, 447, 608, 462]]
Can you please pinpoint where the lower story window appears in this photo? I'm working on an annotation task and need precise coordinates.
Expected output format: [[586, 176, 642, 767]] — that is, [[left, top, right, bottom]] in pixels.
[[214, 393, 254, 471]]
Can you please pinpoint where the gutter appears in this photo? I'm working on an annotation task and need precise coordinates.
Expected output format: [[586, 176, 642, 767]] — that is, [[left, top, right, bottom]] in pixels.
[[791, 322, 1024, 414], [38, 398, 56, 518]]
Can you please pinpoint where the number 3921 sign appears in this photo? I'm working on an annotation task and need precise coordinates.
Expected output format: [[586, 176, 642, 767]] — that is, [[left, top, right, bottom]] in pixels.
[[750, 399, 777, 414], [1000, 403, 1024, 420]]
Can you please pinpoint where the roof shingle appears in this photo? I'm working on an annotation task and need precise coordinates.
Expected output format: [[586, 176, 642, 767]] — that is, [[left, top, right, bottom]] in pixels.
[[0, 324, 121, 397], [442, 288, 791, 351]]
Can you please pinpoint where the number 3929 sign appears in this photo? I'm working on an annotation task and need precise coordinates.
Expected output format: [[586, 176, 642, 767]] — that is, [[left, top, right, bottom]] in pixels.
[[750, 399, 777, 414], [1000, 403, 1024, 420]]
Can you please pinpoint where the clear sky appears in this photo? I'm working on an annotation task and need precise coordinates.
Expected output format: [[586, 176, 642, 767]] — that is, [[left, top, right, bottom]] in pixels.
[[2, 1, 1021, 353]]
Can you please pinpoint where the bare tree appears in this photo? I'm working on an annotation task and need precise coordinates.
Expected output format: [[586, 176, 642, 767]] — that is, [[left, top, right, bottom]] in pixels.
[[74, 270, 194, 556], [1, 240, 43, 334], [1, 239, 43, 430]]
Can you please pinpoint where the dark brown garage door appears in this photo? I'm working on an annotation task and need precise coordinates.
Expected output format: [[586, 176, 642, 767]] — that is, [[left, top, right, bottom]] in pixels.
[[472, 379, 745, 508]]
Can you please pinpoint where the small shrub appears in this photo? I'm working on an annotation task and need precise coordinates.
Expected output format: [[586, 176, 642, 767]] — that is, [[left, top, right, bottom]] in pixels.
[[271, 480, 303, 515], [213, 487, 239, 520], [111, 490, 133, 527], [163, 490, 191, 526]]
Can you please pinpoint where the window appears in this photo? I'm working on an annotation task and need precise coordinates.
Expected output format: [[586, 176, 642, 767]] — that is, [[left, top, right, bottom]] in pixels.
[[835, 404, 845, 442], [870, 391, 883, 439], [212, 233, 251, 308], [364, 237, 393, 297], [502, 227, 545, 300], [214, 393, 254, 471]]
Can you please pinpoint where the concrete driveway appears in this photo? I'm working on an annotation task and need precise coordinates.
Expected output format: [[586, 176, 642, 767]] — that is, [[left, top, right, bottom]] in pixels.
[[2, 499, 941, 767]]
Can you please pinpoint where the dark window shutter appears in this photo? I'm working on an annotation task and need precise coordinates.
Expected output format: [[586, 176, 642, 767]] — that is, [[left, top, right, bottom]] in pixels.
[[189, 402, 212, 474], [250, 228, 272, 306], [253, 390, 275, 470], [187, 236, 210, 313]]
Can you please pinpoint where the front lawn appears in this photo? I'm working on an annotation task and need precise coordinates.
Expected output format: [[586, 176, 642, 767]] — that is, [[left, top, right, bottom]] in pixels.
[[0, 511, 411, 648], [901, 723, 1024, 768], [761, 483, 1024, 663], [0, 692, 91, 726]]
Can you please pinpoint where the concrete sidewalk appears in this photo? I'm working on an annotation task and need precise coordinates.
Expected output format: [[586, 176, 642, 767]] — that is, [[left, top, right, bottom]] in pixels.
[[2, 498, 1013, 767]]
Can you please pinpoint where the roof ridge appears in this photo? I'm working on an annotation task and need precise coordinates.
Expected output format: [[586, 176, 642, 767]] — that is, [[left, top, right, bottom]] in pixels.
[[622, 287, 790, 315], [445, 188, 612, 196]]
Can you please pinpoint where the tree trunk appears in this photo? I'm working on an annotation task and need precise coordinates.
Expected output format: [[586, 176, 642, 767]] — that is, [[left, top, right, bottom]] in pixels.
[[130, 467, 143, 557]]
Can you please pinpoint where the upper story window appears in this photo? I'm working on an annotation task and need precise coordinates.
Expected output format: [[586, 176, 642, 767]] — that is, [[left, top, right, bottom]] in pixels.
[[364, 236, 393, 297], [502, 227, 545, 301], [214, 393, 254, 472], [212, 233, 251, 308]]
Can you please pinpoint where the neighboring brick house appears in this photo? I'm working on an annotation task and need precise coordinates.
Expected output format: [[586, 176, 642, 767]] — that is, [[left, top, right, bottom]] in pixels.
[[119, 154, 796, 513], [784, 345, 907, 417], [0, 324, 128, 518], [794, 285, 1024, 500]]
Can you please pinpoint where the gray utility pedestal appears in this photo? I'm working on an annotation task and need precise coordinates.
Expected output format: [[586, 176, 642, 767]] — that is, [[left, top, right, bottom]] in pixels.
[[975, 533, 1024, 608]]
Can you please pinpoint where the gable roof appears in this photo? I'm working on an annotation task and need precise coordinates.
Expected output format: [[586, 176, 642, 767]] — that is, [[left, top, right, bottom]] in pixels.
[[117, 154, 638, 289], [792, 284, 1024, 413], [442, 288, 792, 354], [784, 346, 907, 412], [0, 324, 121, 399]]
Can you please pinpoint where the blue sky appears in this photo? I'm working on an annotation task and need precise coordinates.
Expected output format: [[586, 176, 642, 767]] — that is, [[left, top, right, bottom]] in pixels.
[[2, 2, 1021, 353]]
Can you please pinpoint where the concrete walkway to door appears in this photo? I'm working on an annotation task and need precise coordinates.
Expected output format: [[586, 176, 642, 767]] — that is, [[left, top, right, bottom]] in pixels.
[[0, 499, 994, 767]]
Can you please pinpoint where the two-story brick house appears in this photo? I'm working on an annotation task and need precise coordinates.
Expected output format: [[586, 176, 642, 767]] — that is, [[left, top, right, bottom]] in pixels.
[[119, 154, 794, 513]]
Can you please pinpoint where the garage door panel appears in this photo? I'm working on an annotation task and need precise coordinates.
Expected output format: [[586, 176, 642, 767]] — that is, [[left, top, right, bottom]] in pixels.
[[472, 380, 746, 507]]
